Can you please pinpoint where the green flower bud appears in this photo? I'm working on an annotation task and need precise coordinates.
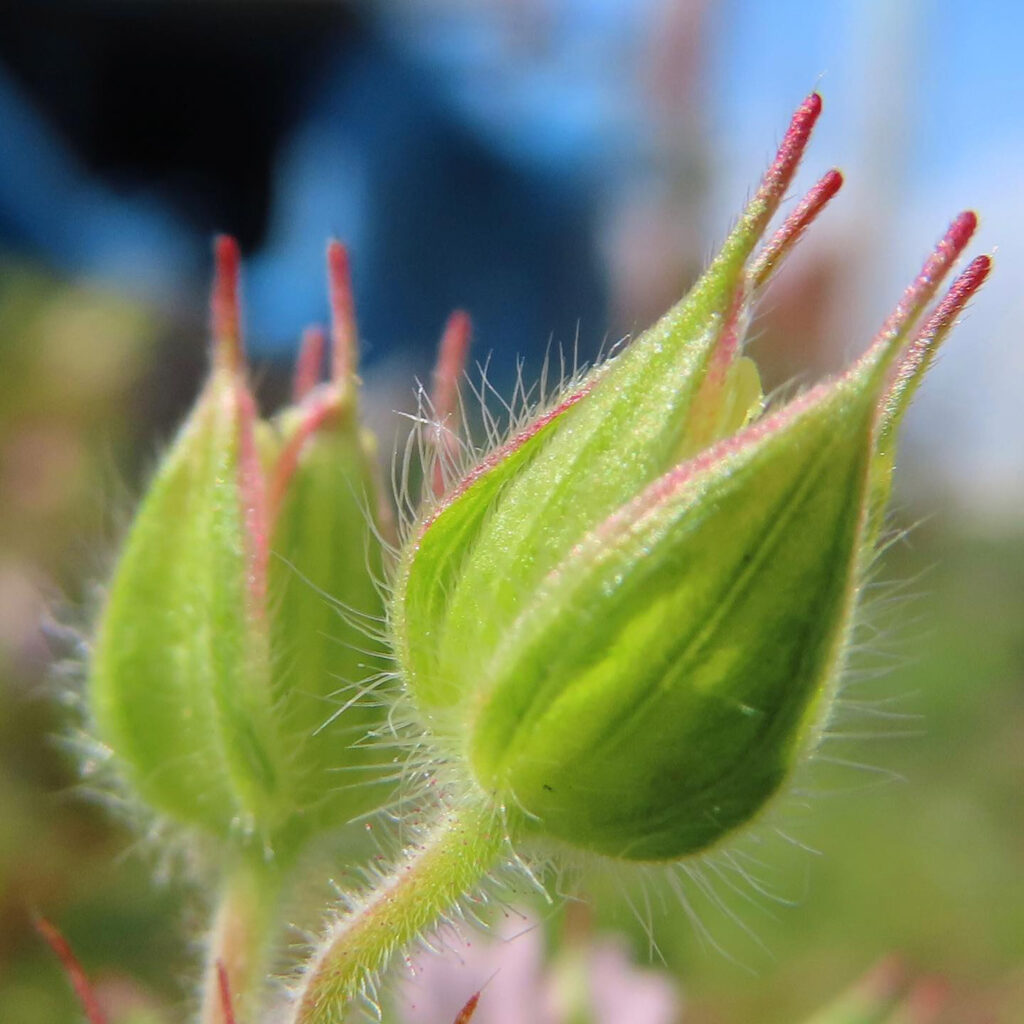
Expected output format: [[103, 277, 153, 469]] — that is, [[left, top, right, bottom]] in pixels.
[[393, 95, 989, 863], [89, 239, 391, 854], [265, 246, 393, 841]]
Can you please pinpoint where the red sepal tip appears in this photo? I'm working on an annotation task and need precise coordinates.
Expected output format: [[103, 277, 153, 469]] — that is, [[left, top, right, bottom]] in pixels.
[[293, 324, 327, 401], [452, 989, 481, 1024], [887, 253, 991, 404], [725, 92, 825, 268], [857, 955, 908, 1003], [755, 92, 824, 215], [429, 310, 473, 500], [326, 240, 358, 384], [921, 252, 991, 335], [902, 975, 951, 1023], [431, 310, 473, 429], [867, 210, 979, 360], [212, 235, 244, 371], [751, 168, 843, 290]]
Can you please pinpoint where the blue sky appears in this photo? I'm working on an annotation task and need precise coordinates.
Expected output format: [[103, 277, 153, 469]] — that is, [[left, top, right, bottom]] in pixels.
[[704, 1, 1023, 519]]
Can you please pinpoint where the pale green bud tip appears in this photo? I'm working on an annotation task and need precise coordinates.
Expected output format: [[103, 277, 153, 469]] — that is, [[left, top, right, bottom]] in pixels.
[[394, 97, 989, 863], [90, 238, 392, 849]]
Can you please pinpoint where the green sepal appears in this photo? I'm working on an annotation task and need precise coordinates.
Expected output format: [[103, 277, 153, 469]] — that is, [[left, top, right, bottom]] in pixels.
[[396, 384, 592, 711], [402, 232, 769, 722], [90, 369, 286, 839], [396, 98, 830, 727], [467, 371, 883, 861], [267, 399, 391, 841]]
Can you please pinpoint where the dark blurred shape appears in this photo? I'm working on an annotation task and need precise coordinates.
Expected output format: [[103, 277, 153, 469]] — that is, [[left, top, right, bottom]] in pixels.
[[0, 1, 355, 250], [0, 1, 609, 377]]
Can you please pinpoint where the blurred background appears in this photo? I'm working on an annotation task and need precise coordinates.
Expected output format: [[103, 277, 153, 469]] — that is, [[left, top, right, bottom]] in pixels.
[[0, 1, 1021, 1022]]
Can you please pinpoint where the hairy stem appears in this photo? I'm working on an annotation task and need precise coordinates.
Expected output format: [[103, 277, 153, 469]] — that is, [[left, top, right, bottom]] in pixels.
[[290, 798, 505, 1024], [199, 855, 283, 1024]]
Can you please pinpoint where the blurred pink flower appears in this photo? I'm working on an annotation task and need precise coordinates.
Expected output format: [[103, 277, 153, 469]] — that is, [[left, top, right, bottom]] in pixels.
[[398, 912, 682, 1024]]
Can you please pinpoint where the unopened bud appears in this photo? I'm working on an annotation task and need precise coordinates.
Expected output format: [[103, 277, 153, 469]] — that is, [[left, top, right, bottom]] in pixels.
[[393, 97, 988, 862]]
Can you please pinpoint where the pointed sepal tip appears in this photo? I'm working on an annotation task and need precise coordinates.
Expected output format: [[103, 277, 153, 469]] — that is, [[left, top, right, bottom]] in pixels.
[[326, 239, 358, 385], [212, 235, 244, 372]]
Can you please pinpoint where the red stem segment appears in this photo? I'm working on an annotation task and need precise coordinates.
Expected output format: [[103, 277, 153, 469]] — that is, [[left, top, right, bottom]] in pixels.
[[33, 914, 109, 1024]]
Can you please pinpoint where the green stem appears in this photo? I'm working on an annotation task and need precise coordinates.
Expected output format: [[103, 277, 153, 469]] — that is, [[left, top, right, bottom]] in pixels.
[[290, 798, 505, 1024], [199, 855, 283, 1024]]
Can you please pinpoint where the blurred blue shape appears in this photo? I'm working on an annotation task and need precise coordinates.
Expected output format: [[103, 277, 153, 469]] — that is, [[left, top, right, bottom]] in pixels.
[[0, 63, 196, 296], [0, 6, 626, 377], [246, 37, 606, 374], [1, 0, 1020, 372], [378, 0, 659, 186]]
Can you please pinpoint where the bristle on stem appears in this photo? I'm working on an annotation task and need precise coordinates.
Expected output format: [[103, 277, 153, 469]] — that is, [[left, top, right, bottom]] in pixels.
[[212, 235, 244, 372], [751, 168, 843, 290], [32, 914, 109, 1024], [326, 240, 358, 384], [429, 310, 472, 500], [293, 325, 327, 401]]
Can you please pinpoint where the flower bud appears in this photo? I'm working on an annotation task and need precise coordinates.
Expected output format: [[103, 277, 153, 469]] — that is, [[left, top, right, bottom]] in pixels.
[[90, 239, 392, 853], [264, 244, 393, 841], [393, 96, 988, 862]]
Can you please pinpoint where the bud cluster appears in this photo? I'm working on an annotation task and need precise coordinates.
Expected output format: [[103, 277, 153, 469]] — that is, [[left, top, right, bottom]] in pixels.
[[391, 94, 989, 862], [90, 240, 392, 857], [82, 94, 990, 1024]]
